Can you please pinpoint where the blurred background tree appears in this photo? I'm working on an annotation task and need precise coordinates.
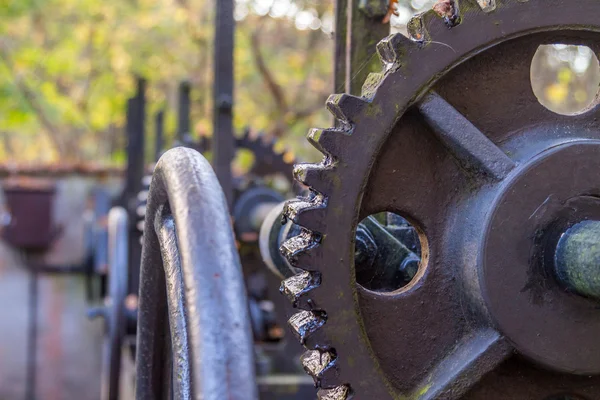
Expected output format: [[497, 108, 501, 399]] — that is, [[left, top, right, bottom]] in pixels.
[[0, 0, 598, 164], [0, 0, 337, 164]]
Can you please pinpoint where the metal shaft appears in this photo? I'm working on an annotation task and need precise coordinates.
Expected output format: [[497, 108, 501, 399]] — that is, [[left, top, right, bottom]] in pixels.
[[555, 220, 600, 300]]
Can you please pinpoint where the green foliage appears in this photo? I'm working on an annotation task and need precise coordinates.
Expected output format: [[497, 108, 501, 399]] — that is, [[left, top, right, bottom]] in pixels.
[[0, 0, 333, 164]]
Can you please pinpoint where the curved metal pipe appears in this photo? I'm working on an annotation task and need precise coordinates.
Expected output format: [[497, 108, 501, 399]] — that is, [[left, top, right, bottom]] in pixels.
[[135, 147, 257, 400]]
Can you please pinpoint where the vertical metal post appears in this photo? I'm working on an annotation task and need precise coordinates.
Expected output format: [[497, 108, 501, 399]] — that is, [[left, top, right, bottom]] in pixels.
[[334, 0, 349, 93], [335, 0, 390, 96], [125, 77, 146, 294], [212, 0, 235, 208], [155, 110, 164, 161], [123, 77, 146, 206], [122, 99, 137, 207], [177, 81, 191, 143]]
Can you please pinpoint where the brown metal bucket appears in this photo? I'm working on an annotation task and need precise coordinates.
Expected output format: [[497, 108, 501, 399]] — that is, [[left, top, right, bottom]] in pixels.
[[2, 178, 57, 251]]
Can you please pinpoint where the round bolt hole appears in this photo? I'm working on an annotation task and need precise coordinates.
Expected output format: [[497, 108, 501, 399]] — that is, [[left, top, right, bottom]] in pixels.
[[354, 212, 423, 293], [531, 44, 600, 115]]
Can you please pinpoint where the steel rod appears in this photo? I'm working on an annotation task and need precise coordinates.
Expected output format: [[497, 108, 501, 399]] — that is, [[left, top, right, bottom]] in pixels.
[[212, 0, 235, 208]]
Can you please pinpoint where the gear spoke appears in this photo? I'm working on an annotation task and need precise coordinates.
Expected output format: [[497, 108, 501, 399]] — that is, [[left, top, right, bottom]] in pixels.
[[415, 328, 512, 400], [417, 91, 516, 181]]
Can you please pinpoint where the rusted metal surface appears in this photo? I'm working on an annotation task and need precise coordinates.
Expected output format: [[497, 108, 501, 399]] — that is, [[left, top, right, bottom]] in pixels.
[[136, 147, 257, 400], [277, 1, 600, 399]]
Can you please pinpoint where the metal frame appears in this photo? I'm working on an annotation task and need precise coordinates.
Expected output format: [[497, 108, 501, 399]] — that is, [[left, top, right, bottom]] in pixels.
[[135, 147, 257, 400]]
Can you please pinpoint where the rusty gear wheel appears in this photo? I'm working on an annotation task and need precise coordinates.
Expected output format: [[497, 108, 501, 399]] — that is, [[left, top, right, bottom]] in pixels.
[[236, 128, 295, 182], [136, 130, 296, 236], [280, 1, 600, 399]]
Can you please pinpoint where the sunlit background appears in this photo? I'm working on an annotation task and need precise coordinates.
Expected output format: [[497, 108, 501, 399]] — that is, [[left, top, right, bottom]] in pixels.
[[0, 0, 598, 164]]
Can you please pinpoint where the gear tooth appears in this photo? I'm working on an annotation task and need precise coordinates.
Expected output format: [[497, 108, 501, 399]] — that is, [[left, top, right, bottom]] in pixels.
[[462, 0, 496, 12], [317, 385, 351, 400], [280, 271, 321, 307], [288, 310, 326, 344], [279, 228, 320, 263], [326, 94, 368, 126], [294, 163, 335, 194], [292, 244, 322, 269], [477, 0, 496, 12], [361, 72, 385, 99], [407, 11, 432, 43], [136, 204, 146, 217], [408, 5, 460, 44], [283, 196, 327, 232], [477, 0, 496, 13], [376, 33, 412, 67], [432, 0, 461, 27], [294, 207, 328, 233], [137, 190, 149, 202], [279, 230, 322, 268], [301, 349, 337, 387], [307, 128, 348, 157]]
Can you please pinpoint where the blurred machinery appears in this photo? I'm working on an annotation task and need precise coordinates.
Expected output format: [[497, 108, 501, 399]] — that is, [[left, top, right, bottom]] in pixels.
[[94, 31, 308, 400]]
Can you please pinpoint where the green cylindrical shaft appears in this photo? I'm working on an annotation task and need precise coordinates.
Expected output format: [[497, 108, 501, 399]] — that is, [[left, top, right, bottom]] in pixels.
[[555, 220, 600, 300]]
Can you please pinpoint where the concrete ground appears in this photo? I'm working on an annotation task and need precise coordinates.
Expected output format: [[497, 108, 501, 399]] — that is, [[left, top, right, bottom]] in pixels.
[[0, 244, 103, 400]]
